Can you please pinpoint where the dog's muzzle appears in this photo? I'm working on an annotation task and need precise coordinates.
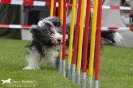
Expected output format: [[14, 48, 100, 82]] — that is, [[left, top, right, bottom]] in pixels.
[[57, 38, 62, 43]]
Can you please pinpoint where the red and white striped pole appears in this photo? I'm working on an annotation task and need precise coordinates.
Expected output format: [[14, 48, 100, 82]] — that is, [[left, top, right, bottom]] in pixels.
[[1, 0, 133, 10], [0, 24, 31, 29], [1, 24, 133, 31]]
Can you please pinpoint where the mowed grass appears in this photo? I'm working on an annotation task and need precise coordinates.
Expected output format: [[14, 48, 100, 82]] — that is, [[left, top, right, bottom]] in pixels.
[[0, 39, 78, 88], [0, 39, 133, 88], [100, 45, 133, 88]]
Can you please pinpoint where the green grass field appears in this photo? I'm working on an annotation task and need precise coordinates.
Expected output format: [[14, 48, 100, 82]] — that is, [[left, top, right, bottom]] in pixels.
[[0, 39, 133, 88]]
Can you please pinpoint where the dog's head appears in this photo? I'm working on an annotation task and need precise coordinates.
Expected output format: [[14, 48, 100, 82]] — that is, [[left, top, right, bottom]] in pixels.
[[30, 17, 68, 46]]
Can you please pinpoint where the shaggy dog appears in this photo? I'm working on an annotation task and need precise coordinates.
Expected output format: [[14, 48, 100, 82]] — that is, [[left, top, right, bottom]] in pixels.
[[23, 16, 123, 70], [23, 17, 65, 70]]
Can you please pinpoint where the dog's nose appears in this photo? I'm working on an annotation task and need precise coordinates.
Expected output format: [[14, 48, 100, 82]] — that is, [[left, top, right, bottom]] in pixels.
[[57, 39, 61, 42]]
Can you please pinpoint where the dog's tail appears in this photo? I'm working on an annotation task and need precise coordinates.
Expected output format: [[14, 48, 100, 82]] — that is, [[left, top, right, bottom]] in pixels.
[[101, 30, 123, 45]]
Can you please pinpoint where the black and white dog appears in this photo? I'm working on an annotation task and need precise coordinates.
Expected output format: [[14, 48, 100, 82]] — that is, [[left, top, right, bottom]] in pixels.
[[23, 16, 123, 70]]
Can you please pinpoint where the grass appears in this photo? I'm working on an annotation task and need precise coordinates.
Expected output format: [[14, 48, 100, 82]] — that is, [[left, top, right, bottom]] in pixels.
[[0, 39, 78, 88], [100, 45, 133, 88], [0, 39, 133, 88]]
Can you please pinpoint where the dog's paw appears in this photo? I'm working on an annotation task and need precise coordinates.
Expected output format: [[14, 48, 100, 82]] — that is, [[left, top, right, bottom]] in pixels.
[[22, 66, 40, 70]]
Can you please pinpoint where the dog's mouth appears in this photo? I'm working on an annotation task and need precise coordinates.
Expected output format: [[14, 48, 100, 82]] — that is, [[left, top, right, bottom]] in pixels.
[[57, 38, 62, 43], [50, 34, 68, 45], [55, 39, 63, 45], [50, 38, 62, 45]]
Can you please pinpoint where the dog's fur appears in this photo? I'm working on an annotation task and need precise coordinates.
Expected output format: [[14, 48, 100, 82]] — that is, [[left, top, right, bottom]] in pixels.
[[23, 17, 65, 70], [23, 16, 123, 70]]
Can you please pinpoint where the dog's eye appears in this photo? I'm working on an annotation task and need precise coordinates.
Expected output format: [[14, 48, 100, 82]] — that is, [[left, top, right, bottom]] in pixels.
[[51, 32, 54, 35], [58, 31, 62, 33]]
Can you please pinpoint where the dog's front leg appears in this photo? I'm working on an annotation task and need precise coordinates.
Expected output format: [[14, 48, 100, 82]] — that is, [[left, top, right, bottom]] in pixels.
[[44, 50, 59, 67], [23, 46, 41, 70]]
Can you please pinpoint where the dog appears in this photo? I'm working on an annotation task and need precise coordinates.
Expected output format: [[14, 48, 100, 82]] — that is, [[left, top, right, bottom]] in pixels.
[[1, 78, 11, 84], [23, 16, 123, 70], [23, 17, 67, 70]]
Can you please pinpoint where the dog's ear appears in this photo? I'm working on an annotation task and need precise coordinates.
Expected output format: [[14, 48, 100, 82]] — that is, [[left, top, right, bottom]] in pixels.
[[29, 25, 40, 35], [44, 22, 53, 28], [49, 17, 62, 27]]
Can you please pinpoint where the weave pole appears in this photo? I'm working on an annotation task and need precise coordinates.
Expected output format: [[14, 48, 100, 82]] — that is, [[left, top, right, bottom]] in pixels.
[[56, 0, 64, 74], [60, 0, 63, 22], [62, 0, 66, 77], [67, 0, 76, 79], [76, 0, 86, 85], [88, 0, 99, 87], [58, 0, 61, 18], [50, 0, 54, 16], [71, 0, 82, 83], [57, 0, 62, 72], [50, 0, 60, 69], [94, 0, 102, 88], [81, 0, 91, 88], [53, 0, 56, 16], [50, 0, 58, 69]]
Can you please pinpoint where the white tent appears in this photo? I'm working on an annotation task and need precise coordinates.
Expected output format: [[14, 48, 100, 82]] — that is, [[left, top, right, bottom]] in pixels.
[[102, 0, 133, 47]]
